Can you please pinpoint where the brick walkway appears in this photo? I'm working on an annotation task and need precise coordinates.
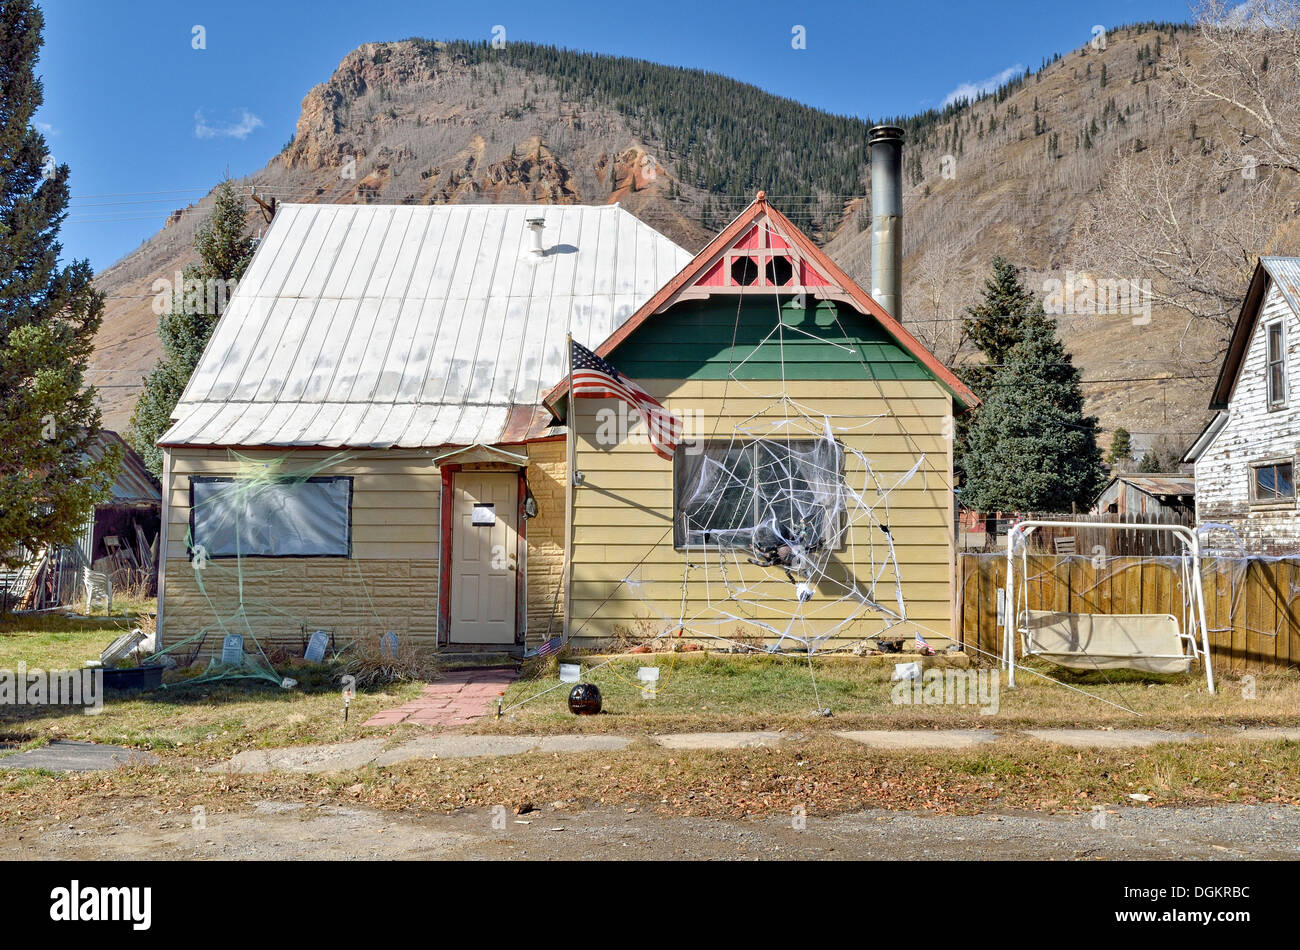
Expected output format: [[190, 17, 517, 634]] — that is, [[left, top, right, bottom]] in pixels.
[[363, 669, 519, 728]]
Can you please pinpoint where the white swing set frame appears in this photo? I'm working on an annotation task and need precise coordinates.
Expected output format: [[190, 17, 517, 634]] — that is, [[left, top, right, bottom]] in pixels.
[[1003, 520, 1215, 694]]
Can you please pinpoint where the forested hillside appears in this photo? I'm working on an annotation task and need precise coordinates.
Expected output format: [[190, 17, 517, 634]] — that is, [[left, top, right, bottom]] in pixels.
[[89, 18, 1297, 459]]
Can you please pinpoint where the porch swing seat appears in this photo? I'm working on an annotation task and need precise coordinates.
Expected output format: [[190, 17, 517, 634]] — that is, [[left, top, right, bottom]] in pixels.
[[1022, 609, 1194, 674]]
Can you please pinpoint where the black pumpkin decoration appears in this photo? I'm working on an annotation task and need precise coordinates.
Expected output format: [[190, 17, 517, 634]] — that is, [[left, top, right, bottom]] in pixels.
[[567, 682, 603, 715]]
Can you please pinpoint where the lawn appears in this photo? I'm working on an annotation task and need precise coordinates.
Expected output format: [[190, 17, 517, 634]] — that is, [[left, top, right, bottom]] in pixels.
[[1, 614, 1297, 825], [3, 733, 1296, 825], [478, 651, 1300, 735], [0, 612, 142, 669], [0, 613, 424, 757], [3, 612, 1298, 770]]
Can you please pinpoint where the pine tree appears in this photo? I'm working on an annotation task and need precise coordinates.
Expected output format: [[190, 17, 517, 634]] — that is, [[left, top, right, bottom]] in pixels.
[[129, 178, 255, 474], [959, 257, 1047, 400], [960, 319, 1105, 512], [1107, 427, 1133, 465], [0, 0, 117, 571], [1136, 450, 1162, 473]]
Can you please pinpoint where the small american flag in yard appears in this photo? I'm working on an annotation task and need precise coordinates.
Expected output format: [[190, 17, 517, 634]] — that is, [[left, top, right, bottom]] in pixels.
[[914, 632, 935, 656], [571, 340, 682, 460], [533, 636, 563, 658]]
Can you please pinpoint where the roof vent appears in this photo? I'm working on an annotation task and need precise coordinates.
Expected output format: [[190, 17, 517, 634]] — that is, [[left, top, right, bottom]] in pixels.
[[526, 216, 546, 255]]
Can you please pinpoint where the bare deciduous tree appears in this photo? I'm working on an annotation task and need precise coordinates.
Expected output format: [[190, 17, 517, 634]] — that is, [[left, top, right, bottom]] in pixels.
[[903, 238, 975, 365], [1084, 143, 1283, 344], [1083, 2, 1300, 359], [1172, 0, 1300, 177]]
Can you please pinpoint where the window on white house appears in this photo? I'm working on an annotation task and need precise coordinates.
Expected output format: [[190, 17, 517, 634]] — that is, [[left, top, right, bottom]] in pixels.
[[190, 476, 353, 557], [673, 439, 846, 554], [1266, 320, 1286, 407], [1251, 461, 1295, 503]]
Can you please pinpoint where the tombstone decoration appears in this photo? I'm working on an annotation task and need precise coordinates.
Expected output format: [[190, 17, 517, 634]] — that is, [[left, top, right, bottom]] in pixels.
[[220, 634, 245, 667], [380, 632, 399, 660], [304, 630, 330, 664]]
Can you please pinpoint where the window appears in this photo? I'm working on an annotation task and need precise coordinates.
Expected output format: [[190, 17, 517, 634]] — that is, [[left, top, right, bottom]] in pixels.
[[1251, 461, 1294, 503], [673, 439, 846, 555], [1266, 320, 1286, 407], [190, 476, 353, 557]]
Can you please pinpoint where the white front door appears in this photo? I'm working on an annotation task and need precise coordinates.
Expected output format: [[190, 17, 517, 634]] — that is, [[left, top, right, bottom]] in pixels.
[[450, 472, 518, 643]]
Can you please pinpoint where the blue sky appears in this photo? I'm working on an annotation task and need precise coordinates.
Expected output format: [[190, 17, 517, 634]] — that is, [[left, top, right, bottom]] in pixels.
[[36, 0, 1196, 271]]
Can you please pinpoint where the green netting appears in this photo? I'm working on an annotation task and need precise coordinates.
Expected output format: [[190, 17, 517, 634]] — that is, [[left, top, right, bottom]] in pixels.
[[155, 451, 392, 689]]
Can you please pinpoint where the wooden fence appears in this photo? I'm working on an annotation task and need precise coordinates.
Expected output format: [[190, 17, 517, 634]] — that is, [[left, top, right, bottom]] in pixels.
[[960, 510, 1195, 556], [959, 553, 1300, 673]]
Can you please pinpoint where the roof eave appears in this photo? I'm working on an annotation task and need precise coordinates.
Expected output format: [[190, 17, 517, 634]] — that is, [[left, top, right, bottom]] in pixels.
[[1210, 261, 1269, 408]]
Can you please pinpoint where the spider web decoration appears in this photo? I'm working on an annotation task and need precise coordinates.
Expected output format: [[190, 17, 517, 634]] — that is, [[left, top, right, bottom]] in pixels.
[[622, 391, 927, 654], [156, 451, 397, 687]]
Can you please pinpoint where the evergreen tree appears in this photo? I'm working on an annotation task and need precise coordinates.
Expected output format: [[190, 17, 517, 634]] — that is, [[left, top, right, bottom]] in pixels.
[[1136, 450, 1162, 473], [129, 178, 255, 474], [960, 319, 1104, 512], [0, 0, 116, 571], [959, 257, 1047, 399], [1107, 427, 1133, 465]]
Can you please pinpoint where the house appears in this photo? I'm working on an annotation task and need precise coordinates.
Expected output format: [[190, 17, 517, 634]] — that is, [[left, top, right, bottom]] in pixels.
[[547, 192, 976, 649], [156, 191, 974, 655], [157, 203, 692, 652], [1092, 473, 1195, 520], [2, 430, 161, 610], [81, 430, 163, 582], [1185, 257, 1300, 553]]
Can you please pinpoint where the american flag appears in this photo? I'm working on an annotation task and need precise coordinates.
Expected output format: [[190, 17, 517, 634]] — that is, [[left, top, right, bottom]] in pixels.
[[532, 636, 563, 659], [570, 340, 682, 460]]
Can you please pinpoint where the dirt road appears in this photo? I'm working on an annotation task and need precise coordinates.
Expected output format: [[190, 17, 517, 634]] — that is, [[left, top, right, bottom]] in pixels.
[[7, 801, 1297, 860]]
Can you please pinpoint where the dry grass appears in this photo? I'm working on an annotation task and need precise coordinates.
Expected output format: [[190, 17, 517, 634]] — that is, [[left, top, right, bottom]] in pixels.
[[479, 652, 1300, 735], [2, 734, 1295, 825], [339, 631, 439, 689], [0, 614, 426, 756]]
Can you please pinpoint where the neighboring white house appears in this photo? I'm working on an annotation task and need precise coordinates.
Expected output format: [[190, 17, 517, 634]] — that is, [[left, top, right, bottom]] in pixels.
[[1185, 257, 1300, 554]]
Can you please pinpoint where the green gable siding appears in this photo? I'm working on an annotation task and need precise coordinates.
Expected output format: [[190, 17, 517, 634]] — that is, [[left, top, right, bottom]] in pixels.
[[612, 298, 932, 381]]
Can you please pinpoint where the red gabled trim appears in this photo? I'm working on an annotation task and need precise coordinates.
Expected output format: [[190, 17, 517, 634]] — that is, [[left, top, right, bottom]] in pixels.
[[542, 193, 978, 411]]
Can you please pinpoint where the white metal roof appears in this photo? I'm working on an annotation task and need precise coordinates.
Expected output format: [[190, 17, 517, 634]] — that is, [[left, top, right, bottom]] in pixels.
[[160, 203, 692, 448]]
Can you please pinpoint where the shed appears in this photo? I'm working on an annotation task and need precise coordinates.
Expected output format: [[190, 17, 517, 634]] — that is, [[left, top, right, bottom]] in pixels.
[[2, 430, 161, 610], [1092, 473, 1195, 519]]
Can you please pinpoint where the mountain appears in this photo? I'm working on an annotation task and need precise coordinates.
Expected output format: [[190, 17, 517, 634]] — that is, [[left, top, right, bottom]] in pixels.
[[89, 24, 1299, 459]]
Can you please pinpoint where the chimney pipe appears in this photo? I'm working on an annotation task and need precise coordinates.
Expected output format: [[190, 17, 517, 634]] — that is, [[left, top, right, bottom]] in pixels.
[[869, 125, 904, 321], [526, 216, 546, 255]]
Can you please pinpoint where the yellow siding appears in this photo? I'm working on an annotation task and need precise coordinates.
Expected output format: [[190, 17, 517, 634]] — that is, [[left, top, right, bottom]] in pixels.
[[569, 378, 956, 648], [523, 440, 567, 635], [161, 448, 442, 650]]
